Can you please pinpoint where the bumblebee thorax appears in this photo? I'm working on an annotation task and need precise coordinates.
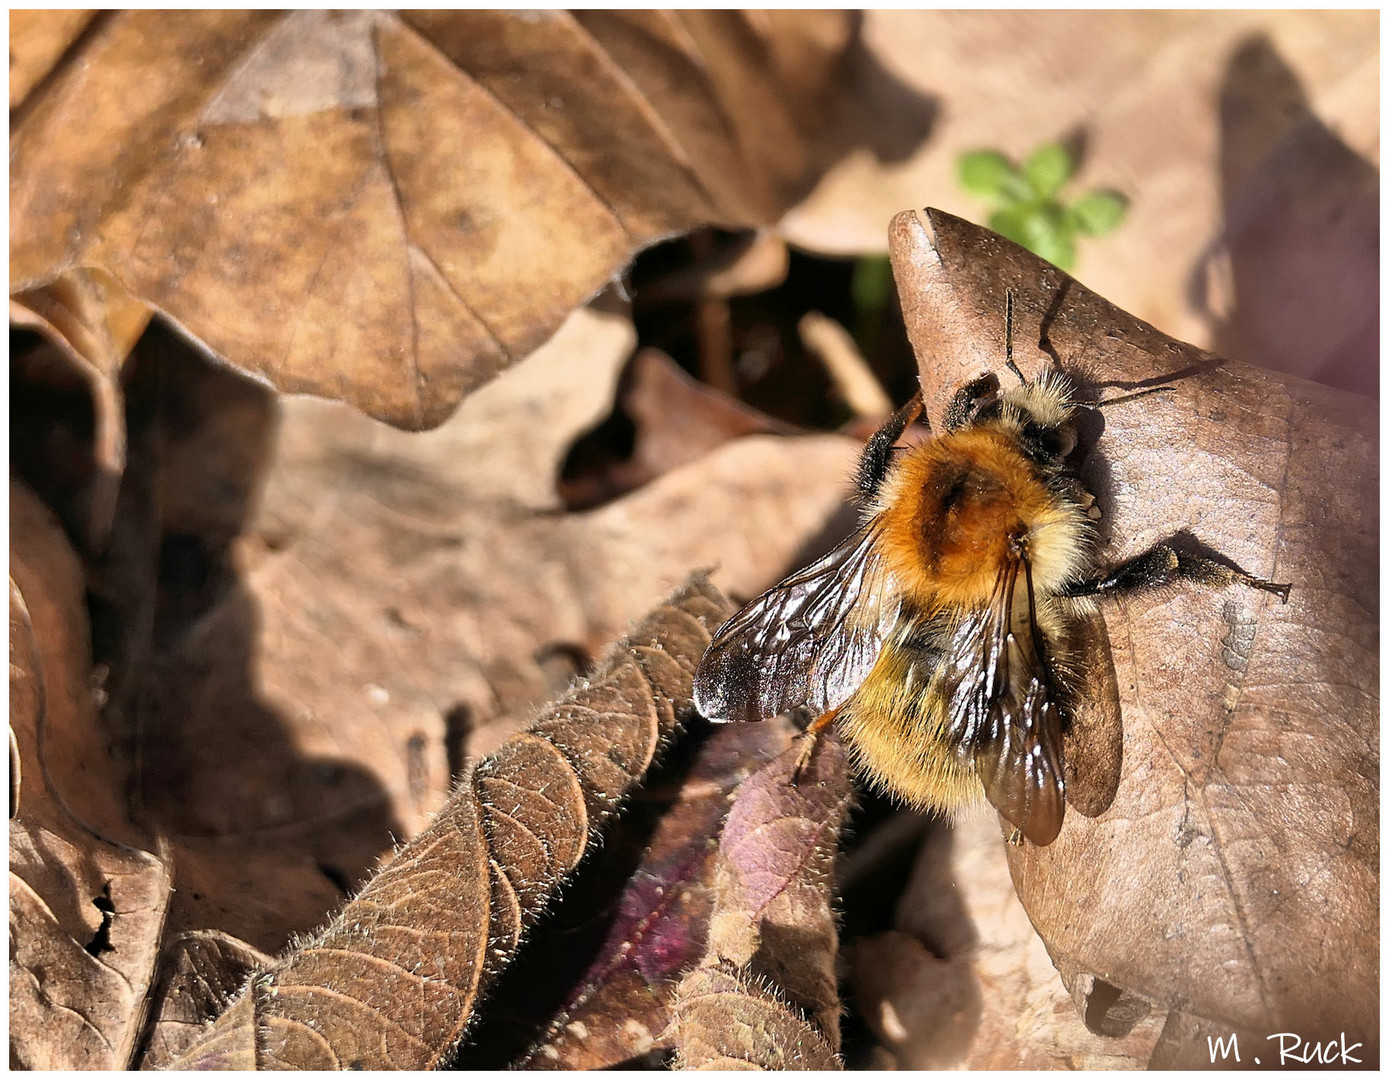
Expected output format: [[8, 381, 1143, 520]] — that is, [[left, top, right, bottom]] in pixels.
[[874, 427, 1089, 606]]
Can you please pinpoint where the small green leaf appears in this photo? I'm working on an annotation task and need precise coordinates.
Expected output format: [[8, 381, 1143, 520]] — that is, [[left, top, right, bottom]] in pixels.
[[999, 172, 1034, 204], [1019, 201, 1067, 247], [1028, 205, 1076, 269], [1028, 227, 1076, 271], [958, 150, 1018, 198], [987, 204, 1034, 247], [991, 203, 1076, 270], [1069, 190, 1128, 236], [1023, 143, 1075, 200]]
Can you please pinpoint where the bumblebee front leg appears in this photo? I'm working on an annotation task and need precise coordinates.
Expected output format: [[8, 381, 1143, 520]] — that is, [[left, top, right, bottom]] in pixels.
[[791, 706, 842, 786], [1067, 544, 1291, 603], [856, 393, 924, 502]]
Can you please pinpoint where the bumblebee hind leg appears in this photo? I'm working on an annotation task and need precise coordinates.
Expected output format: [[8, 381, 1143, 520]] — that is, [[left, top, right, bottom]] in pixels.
[[1068, 540, 1291, 603], [790, 706, 841, 786]]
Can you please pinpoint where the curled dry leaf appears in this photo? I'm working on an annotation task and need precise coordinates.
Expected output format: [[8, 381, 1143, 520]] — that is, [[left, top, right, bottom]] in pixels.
[[889, 208, 1377, 1059], [11, 10, 852, 430], [671, 730, 853, 1070], [9, 480, 171, 1070], [485, 719, 797, 1069], [139, 929, 273, 1070], [168, 578, 730, 1069], [560, 346, 802, 510]]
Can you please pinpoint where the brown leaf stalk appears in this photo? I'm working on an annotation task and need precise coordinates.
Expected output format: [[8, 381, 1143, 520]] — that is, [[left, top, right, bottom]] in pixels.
[[169, 577, 730, 1069]]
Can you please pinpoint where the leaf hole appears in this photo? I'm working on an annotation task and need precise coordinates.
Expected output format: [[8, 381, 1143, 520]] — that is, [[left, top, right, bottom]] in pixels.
[[84, 882, 116, 957]]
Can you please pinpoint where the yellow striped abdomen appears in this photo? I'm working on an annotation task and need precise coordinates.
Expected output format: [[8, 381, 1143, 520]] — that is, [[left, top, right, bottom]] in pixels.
[[836, 641, 980, 815]]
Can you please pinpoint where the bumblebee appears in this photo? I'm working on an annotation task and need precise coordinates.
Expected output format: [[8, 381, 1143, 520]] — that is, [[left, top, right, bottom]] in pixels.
[[694, 295, 1290, 845]]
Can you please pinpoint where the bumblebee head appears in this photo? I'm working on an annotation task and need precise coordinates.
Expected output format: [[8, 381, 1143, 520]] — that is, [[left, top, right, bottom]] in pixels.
[[943, 369, 1080, 464], [936, 288, 1089, 465]]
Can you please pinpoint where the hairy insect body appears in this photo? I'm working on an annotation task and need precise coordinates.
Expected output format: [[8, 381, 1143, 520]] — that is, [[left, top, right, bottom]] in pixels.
[[693, 311, 1291, 847], [872, 425, 1090, 607], [841, 421, 1094, 826], [839, 616, 979, 815]]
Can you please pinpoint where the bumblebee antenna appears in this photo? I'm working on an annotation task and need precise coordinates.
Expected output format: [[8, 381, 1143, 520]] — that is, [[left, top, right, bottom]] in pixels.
[[1003, 289, 1027, 385]]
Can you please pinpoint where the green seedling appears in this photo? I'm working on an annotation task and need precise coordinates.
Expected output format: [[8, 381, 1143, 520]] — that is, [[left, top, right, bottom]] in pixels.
[[957, 143, 1127, 271]]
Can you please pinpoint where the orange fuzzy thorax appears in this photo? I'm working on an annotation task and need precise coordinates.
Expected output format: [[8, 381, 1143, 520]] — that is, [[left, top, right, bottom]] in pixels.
[[872, 427, 1089, 608]]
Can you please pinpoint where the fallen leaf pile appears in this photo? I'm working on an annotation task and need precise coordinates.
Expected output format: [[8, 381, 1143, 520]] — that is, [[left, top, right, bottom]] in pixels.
[[11, 10, 1377, 1071]]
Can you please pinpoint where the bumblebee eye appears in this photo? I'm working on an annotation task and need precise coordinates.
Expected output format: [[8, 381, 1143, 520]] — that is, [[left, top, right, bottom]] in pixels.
[[1046, 427, 1077, 458], [1024, 424, 1076, 461]]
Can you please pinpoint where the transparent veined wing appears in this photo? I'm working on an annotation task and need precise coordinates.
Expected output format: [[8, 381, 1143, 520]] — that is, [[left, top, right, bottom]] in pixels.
[[938, 557, 1066, 845], [694, 528, 895, 725]]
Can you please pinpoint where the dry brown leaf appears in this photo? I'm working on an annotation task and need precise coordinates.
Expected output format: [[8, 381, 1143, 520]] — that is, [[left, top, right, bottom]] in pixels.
[[851, 814, 1166, 1069], [620, 349, 803, 474], [10, 268, 152, 547], [168, 578, 728, 1069], [671, 730, 852, 1069], [9, 9, 97, 109], [116, 308, 633, 957], [560, 346, 802, 510], [782, 13, 1377, 393], [9, 479, 171, 1070], [139, 929, 273, 1070], [889, 208, 1377, 1061], [1198, 33, 1379, 395], [71, 326, 307, 957], [128, 302, 859, 954], [11, 10, 852, 430]]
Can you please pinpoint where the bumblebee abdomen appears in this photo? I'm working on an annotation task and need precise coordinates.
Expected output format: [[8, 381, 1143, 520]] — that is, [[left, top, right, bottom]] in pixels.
[[837, 646, 978, 815]]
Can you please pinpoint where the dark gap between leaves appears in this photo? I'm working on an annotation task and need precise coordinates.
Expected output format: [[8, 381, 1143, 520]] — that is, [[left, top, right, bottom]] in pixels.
[[316, 862, 354, 898], [560, 229, 919, 511], [1083, 976, 1152, 1037], [443, 704, 473, 784]]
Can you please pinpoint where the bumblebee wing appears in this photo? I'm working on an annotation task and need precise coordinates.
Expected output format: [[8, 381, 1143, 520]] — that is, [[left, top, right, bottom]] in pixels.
[[1056, 608, 1122, 818], [694, 528, 892, 724], [941, 558, 1066, 845]]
